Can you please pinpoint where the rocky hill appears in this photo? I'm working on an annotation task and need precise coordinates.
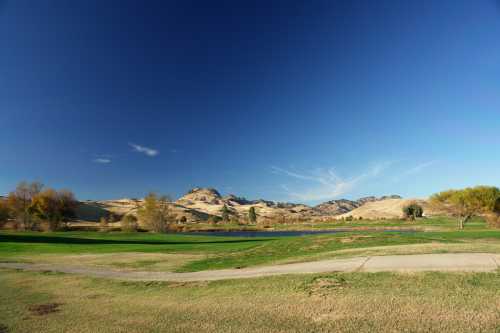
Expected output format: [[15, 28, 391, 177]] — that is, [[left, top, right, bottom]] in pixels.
[[75, 187, 406, 223]]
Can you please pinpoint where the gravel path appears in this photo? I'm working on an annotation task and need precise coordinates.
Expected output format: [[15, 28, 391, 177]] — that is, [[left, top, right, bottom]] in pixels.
[[1, 253, 499, 282]]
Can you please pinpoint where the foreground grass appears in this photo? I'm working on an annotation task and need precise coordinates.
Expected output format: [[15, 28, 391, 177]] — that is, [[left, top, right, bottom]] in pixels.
[[1, 218, 500, 272], [1, 268, 499, 332]]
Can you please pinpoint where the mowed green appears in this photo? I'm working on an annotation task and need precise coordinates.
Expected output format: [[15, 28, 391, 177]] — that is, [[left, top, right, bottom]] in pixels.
[[1, 268, 499, 332], [1, 217, 500, 272]]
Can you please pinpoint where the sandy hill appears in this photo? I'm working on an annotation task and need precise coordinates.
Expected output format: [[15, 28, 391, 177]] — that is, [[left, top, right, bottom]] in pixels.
[[337, 198, 435, 220], [75, 187, 412, 223]]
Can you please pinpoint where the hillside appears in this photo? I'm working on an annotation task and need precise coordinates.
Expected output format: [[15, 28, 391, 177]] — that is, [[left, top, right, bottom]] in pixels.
[[337, 198, 436, 220], [75, 187, 410, 223]]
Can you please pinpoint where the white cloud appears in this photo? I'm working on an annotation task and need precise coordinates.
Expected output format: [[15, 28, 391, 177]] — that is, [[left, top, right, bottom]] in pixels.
[[393, 160, 436, 182], [129, 143, 159, 157], [93, 158, 111, 164], [271, 162, 392, 202]]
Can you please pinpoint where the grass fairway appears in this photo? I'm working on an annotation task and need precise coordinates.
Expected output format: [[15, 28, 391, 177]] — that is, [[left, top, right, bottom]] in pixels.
[[1, 268, 500, 332], [1, 217, 500, 272]]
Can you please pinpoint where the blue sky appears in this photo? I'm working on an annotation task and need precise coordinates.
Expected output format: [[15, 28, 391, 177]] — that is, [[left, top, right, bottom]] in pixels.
[[1, 0, 499, 203]]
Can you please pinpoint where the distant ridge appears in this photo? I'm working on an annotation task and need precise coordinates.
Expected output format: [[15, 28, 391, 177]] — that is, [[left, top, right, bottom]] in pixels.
[[76, 187, 407, 223]]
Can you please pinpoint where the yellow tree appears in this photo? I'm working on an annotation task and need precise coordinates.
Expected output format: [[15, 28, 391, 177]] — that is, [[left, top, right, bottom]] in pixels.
[[32, 188, 77, 231], [7, 181, 43, 230], [137, 193, 175, 232], [430, 186, 500, 229]]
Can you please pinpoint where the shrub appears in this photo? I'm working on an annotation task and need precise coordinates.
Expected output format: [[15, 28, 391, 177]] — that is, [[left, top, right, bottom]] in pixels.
[[402, 202, 424, 221], [208, 215, 222, 224], [121, 215, 138, 232], [345, 216, 353, 222]]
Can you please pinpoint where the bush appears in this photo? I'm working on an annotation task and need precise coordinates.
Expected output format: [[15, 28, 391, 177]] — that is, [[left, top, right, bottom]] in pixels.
[[402, 202, 424, 221], [121, 215, 138, 232], [345, 216, 353, 222], [208, 215, 222, 225]]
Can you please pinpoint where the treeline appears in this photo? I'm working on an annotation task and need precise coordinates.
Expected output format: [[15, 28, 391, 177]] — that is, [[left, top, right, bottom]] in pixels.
[[0, 181, 77, 231]]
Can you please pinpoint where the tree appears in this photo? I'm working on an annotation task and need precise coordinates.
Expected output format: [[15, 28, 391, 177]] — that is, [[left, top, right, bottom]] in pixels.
[[221, 204, 230, 223], [99, 216, 108, 231], [0, 200, 10, 227], [402, 202, 424, 221], [430, 186, 500, 230], [121, 214, 138, 232], [7, 181, 43, 230], [137, 193, 175, 232], [248, 206, 257, 224], [32, 188, 78, 231]]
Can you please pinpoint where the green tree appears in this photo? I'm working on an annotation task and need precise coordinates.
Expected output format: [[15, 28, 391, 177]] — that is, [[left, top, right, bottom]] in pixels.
[[402, 202, 424, 221], [221, 204, 230, 223], [248, 206, 257, 224], [137, 193, 175, 232], [430, 186, 500, 229]]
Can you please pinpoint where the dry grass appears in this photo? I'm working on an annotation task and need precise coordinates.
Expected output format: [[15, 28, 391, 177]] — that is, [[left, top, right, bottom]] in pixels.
[[272, 241, 500, 265], [12, 252, 205, 272], [1, 269, 499, 332]]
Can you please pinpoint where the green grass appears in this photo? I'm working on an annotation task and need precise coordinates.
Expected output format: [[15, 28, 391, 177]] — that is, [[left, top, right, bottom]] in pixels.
[[1, 268, 500, 332], [1, 217, 500, 272]]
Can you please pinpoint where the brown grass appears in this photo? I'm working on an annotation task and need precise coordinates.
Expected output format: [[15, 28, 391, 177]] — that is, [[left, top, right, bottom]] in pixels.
[[1, 268, 500, 332]]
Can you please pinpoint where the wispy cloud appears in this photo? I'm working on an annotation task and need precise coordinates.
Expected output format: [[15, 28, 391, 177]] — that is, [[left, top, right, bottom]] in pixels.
[[129, 143, 159, 157], [93, 158, 111, 164], [271, 162, 392, 202], [393, 160, 436, 182]]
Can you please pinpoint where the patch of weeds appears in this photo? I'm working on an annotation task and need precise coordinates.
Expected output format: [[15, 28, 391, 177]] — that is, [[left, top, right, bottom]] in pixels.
[[40, 270, 65, 276], [0, 324, 8, 333], [301, 275, 349, 296], [466, 275, 482, 287], [28, 303, 62, 316], [168, 281, 209, 288], [86, 293, 105, 299], [118, 280, 170, 289]]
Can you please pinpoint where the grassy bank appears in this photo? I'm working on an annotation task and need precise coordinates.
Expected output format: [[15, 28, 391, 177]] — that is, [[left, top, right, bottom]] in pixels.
[[1, 268, 499, 332]]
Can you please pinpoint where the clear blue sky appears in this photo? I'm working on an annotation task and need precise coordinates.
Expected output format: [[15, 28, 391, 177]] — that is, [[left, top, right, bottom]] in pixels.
[[1, 0, 499, 203]]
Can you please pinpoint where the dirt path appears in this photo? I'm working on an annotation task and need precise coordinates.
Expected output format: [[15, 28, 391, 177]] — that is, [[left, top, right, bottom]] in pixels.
[[1, 253, 499, 282]]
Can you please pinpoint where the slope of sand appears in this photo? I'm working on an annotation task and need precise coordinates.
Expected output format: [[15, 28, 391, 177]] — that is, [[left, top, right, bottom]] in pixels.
[[337, 199, 436, 220]]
